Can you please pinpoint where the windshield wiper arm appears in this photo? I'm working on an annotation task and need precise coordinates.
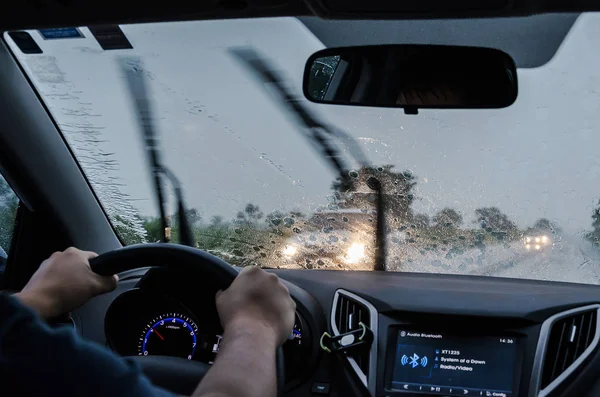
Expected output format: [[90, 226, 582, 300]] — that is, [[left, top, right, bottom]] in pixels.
[[229, 48, 370, 178], [229, 47, 387, 271], [162, 167, 194, 247], [366, 176, 386, 271], [119, 56, 195, 247]]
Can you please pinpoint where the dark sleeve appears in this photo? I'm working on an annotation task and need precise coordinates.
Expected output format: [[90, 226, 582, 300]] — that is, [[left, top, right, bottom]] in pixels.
[[0, 294, 177, 397]]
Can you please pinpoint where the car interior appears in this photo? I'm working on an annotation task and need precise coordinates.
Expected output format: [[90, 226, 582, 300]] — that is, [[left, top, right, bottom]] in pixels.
[[2, 1, 600, 397]]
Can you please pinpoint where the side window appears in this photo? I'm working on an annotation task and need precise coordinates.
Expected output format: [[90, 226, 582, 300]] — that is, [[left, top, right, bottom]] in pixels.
[[0, 175, 18, 275]]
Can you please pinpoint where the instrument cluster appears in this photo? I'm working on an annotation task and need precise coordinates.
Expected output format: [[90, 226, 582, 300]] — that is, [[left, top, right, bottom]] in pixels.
[[105, 288, 312, 383]]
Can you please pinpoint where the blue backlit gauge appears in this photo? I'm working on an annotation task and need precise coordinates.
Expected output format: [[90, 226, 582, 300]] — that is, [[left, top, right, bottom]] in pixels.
[[286, 316, 303, 346], [283, 312, 310, 384], [138, 313, 199, 360]]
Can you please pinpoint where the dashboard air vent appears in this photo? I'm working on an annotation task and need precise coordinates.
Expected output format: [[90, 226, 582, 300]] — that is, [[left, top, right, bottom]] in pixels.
[[541, 308, 597, 389], [335, 292, 371, 333], [332, 290, 376, 383]]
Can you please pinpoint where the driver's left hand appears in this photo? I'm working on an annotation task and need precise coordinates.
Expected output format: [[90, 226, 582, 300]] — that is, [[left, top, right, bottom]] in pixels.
[[15, 247, 118, 318]]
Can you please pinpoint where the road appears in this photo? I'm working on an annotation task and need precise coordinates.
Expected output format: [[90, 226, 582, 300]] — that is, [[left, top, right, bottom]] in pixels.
[[387, 235, 600, 285]]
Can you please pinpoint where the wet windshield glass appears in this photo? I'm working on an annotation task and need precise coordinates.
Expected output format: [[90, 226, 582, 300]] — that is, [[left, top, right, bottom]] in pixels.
[[6, 14, 600, 284]]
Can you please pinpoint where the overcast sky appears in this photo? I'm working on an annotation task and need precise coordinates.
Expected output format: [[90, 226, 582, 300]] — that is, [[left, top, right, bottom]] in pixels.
[[6, 13, 600, 235]]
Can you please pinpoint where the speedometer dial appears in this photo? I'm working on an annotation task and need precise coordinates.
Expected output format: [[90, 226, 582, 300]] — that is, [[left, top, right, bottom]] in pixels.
[[138, 313, 199, 360]]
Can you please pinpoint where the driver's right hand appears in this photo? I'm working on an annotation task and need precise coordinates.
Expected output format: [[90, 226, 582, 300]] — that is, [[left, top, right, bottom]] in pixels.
[[215, 266, 296, 346]]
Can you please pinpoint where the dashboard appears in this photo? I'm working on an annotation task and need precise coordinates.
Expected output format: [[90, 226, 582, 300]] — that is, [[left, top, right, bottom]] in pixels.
[[75, 267, 600, 397]]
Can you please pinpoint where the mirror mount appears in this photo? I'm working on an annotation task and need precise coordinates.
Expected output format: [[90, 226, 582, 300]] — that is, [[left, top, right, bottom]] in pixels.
[[404, 106, 418, 115]]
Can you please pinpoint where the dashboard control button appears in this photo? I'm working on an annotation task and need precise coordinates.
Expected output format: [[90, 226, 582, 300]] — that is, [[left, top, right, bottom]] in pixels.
[[449, 388, 472, 395], [311, 382, 330, 395]]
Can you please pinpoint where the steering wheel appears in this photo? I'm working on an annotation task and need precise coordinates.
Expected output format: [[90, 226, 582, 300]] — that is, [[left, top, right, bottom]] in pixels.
[[89, 243, 285, 396]]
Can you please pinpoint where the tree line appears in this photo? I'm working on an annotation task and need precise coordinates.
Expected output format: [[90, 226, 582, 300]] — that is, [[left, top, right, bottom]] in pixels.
[[0, 167, 596, 260], [114, 165, 564, 250]]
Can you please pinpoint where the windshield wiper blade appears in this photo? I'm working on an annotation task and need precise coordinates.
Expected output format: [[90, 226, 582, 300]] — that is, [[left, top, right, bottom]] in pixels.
[[118, 56, 195, 247], [229, 47, 387, 271], [228, 47, 370, 177]]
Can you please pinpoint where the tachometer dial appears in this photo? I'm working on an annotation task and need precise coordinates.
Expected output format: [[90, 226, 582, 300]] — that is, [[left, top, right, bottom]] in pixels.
[[283, 312, 312, 383], [138, 313, 199, 360]]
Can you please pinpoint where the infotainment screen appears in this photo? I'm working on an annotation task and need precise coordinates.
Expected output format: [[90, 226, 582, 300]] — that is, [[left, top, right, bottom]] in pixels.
[[390, 329, 518, 397]]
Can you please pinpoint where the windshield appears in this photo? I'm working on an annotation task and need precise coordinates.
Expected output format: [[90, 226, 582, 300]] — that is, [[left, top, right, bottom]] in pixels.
[[6, 14, 600, 284]]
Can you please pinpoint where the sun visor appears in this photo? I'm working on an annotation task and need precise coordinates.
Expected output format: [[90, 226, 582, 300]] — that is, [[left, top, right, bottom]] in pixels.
[[299, 14, 579, 68]]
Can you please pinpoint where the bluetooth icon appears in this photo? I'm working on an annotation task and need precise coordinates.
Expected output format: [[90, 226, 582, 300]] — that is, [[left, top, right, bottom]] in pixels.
[[401, 353, 428, 368], [409, 353, 420, 368]]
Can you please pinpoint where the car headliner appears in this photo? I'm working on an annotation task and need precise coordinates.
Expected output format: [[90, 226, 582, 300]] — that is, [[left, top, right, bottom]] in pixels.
[[0, 0, 582, 70], [0, 0, 597, 32]]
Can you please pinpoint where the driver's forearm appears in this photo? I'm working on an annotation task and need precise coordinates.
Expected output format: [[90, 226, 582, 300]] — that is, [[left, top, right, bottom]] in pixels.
[[14, 290, 58, 319], [0, 294, 177, 397], [192, 321, 277, 397]]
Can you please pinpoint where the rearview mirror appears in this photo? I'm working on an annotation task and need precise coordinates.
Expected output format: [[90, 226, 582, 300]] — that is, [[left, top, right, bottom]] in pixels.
[[303, 45, 518, 112]]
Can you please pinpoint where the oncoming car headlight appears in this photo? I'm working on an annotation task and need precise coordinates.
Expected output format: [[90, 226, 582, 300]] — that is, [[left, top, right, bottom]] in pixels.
[[282, 244, 298, 258], [524, 235, 550, 250], [344, 242, 366, 264]]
